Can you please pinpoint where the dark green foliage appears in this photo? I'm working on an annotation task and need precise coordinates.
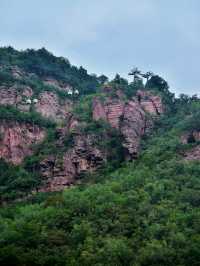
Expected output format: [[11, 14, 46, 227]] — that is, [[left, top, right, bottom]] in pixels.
[[0, 159, 40, 201], [97, 74, 109, 85], [0, 105, 200, 265], [0, 105, 55, 128], [0, 69, 15, 85], [0, 47, 100, 95], [73, 94, 94, 122], [0, 47, 200, 265], [0, 106, 56, 201], [146, 75, 175, 111], [20, 75, 72, 100], [180, 111, 200, 132]]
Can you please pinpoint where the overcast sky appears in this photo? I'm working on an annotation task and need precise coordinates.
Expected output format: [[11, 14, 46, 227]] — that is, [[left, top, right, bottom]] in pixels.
[[0, 0, 200, 95]]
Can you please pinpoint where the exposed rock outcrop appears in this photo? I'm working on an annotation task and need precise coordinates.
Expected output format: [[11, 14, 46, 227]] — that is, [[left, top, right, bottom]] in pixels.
[[10, 66, 25, 79], [0, 121, 46, 165], [0, 86, 20, 106], [92, 90, 162, 159], [120, 101, 146, 159], [136, 90, 164, 115], [0, 86, 72, 121], [181, 130, 200, 144], [0, 85, 33, 108], [0, 84, 164, 192], [39, 134, 105, 192], [92, 97, 124, 129], [181, 130, 200, 161], [43, 77, 73, 92], [34, 91, 72, 122], [183, 145, 200, 161], [0, 62, 165, 193]]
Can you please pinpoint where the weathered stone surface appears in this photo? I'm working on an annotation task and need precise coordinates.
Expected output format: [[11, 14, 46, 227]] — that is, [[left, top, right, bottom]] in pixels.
[[92, 90, 162, 159], [92, 97, 107, 121], [39, 135, 105, 192], [93, 97, 124, 129], [0, 85, 33, 110], [106, 99, 124, 129], [34, 91, 72, 122], [43, 77, 73, 92], [0, 84, 164, 192], [41, 89, 161, 191], [0, 85, 72, 121], [0, 86, 21, 106], [181, 130, 200, 144], [120, 101, 146, 159], [0, 121, 45, 165], [10, 66, 25, 79], [136, 90, 164, 115], [184, 145, 200, 161]]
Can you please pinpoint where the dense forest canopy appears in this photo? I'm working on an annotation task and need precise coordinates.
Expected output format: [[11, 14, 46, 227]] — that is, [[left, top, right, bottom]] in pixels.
[[0, 47, 101, 95]]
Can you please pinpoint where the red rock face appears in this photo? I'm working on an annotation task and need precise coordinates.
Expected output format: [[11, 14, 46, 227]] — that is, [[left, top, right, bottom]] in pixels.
[[181, 130, 200, 161], [106, 100, 124, 128], [121, 101, 146, 159], [181, 131, 200, 144], [93, 97, 124, 129], [184, 145, 200, 161], [136, 90, 164, 115], [43, 77, 73, 92], [41, 90, 162, 191], [38, 155, 76, 192], [0, 85, 164, 192], [92, 98, 107, 121], [0, 86, 21, 106], [0, 86, 72, 122], [92, 90, 163, 159], [0, 121, 46, 165], [39, 135, 105, 192], [0, 86, 33, 112], [34, 91, 72, 122]]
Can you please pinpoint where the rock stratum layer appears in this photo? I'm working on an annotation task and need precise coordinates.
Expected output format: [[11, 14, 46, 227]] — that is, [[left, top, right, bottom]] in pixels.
[[0, 121, 45, 165], [0, 85, 73, 122], [39, 89, 164, 192], [0, 84, 164, 191], [92, 90, 161, 159], [39, 134, 105, 192]]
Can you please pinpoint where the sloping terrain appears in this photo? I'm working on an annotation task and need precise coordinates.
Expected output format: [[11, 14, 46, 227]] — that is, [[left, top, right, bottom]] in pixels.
[[0, 47, 199, 266]]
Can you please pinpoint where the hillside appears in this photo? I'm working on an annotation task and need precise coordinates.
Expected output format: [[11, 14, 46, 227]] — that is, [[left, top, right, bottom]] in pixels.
[[0, 47, 199, 266]]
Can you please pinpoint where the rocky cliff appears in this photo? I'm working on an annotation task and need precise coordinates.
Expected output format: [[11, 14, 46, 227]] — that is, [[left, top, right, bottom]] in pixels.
[[92, 89, 161, 160], [0, 85, 164, 192], [37, 88, 164, 191], [0, 48, 167, 194], [0, 121, 45, 165], [34, 91, 72, 122], [181, 130, 200, 161], [0, 85, 73, 122], [39, 134, 105, 192]]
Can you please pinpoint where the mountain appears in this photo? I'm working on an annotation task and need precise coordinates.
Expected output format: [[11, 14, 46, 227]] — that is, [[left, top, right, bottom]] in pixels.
[[0, 47, 199, 266]]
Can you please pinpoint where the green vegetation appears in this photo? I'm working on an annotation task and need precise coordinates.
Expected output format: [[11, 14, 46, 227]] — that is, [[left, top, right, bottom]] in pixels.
[[0, 109, 200, 265], [0, 106, 56, 201], [0, 159, 41, 201], [0, 47, 100, 95], [0, 105, 55, 128], [0, 48, 199, 265]]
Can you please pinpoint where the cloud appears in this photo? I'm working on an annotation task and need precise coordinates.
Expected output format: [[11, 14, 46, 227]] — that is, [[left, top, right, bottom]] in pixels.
[[0, 0, 200, 95]]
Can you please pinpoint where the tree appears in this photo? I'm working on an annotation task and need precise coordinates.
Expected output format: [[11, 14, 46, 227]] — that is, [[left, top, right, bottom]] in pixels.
[[97, 75, 109, 85], [128, 67, 141, 82], [141, 71, 154, 84]]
